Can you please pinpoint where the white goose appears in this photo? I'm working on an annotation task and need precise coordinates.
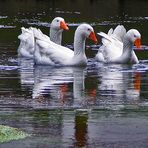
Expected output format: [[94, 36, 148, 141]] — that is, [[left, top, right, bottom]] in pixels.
[[34, 24, 97, 66], [96, 25, 141, 64], [17, 17, 69, 58]]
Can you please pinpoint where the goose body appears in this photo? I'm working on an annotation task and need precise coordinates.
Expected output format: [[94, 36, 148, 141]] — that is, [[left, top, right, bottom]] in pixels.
[[17, 17, 69, 58], [18, 27, 34, 58], [96, 25, 141, 64], [34, 24, 97, 66]]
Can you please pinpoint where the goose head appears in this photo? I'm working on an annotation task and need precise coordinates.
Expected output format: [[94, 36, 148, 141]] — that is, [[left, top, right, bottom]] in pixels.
[[50, 17, 69, 31], [75, 24, 98, 43], [126, 29, 141, 48]]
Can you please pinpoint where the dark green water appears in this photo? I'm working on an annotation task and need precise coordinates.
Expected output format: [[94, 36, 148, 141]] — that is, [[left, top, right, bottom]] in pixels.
[[0, 0, 148, 147]]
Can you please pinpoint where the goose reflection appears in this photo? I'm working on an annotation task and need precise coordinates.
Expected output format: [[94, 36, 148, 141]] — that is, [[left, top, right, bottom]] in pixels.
[[74, 112, 88, 147], [62, 110, 89, 148], [72, 67, 86, 106], [18, 57, 34, 90], [32, 66, 73, 106], [32, 66, 85, 103], [97, 64, 141, 109], [32, 66, 96, 107], [73, 67, 97, 106], [18, 58, 141, 109]]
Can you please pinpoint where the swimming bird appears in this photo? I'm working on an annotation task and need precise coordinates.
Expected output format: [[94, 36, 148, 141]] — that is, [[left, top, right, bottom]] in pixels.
[[17, 17, 69, 58], [96, 25, 141, 64], [34, 23, 97, 66]]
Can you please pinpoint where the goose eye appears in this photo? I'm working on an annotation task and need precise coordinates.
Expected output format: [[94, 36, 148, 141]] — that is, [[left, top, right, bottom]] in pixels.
[[57, 20, 59, 22], [87, 28, 90, 31], [134, 35, 137, 38]]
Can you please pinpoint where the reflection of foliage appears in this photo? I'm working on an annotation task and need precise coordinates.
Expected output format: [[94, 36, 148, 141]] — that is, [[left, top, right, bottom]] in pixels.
[[0, 125, 30, 143]]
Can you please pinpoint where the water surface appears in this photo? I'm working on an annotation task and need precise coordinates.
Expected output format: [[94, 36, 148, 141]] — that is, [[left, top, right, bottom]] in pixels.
[[0, 0, 148, 147]]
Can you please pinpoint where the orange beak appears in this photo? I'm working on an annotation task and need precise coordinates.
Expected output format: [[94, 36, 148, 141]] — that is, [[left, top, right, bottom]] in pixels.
[[134, 38, 141, 49], [88, 31, 98, 44], [60, 21, 69, 30]]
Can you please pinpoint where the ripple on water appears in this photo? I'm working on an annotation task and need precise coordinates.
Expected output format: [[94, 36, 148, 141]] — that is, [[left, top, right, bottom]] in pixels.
[[0, 16, 8, 19], [0, 25, 15, 28], [0, 65, 18, 71], [27, 22, 83, 28], [28, 22, 50, 27], [55, 10, 80, 15]]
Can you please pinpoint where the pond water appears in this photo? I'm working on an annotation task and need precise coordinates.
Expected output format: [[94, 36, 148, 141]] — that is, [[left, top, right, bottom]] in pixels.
[[0, 0, 148, 147]]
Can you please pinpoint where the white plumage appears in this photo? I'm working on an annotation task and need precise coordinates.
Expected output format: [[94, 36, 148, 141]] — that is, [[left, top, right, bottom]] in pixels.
[[17, 17, 69, 58], [96, 25, 141, 64], [34, 24, 97, 66]]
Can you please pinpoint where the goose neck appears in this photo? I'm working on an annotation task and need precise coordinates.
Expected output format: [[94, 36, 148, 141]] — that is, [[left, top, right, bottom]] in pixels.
[[119, 37, 133, 62], [50, 28, 63, 45], [123, 37, 133, 53], [74, 31, 86, 56]]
